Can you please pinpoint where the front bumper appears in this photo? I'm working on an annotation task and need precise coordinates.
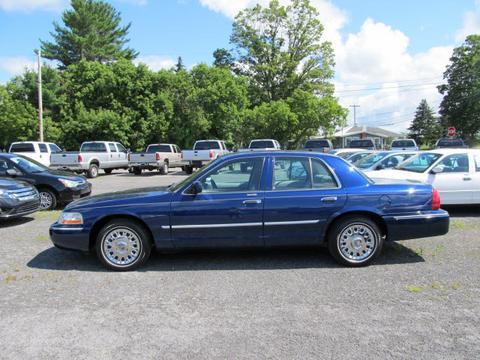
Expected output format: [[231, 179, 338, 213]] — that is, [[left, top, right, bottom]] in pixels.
[[58, 182, 92, 204], [0, 200, 40, 219], [385, 210, 450, 241], [50, 223, 90, 252]]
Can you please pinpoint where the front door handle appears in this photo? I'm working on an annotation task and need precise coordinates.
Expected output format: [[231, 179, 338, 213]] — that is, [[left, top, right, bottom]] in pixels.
[[243, 199, 262, 205], [321, 196, 337, 202]]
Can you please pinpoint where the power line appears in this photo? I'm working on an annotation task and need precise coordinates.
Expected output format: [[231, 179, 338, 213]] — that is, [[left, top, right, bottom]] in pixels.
[[336, 77, 443, 88], [349, 104, 360, 126], [336, 82, 441, 94]]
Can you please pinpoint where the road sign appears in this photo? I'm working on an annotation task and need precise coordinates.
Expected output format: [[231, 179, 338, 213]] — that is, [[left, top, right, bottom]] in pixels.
[[447, 127, 456, 137]]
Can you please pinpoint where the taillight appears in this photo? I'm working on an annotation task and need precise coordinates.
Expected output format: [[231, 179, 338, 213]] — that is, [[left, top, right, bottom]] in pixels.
[[155, 153, 161, 161], [432, 188, 441, 210], [77, 154, 83, 163], [209, 150, 213, 159]]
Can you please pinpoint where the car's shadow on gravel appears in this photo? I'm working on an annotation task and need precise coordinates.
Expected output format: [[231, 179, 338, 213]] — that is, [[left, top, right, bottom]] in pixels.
[[443, 205, 480, 218], [0, 216, 35, 228], [27, 242, 424, 272]]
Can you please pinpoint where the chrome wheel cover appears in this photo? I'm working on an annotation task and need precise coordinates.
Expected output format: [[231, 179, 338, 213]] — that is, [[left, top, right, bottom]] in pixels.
[[39, 192, 53, 210], [101, 227, 142, 267], [90, 166, 98, 177], [337, 223, 377, 263]]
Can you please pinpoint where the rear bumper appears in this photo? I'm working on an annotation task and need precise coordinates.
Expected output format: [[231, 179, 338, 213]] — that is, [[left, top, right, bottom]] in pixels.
[[385, 210, 449, 241], [50, 223, 90, 252]]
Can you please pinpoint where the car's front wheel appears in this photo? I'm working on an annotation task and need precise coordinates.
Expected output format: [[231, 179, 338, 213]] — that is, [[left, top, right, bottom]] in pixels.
[[328, 216, 383, 267], [38, 188, 58, 210], [96, 219, 152, 271]]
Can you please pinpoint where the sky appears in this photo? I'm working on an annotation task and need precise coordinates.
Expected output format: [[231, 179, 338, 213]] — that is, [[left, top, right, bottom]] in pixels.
[[1, 0, 480, 132]]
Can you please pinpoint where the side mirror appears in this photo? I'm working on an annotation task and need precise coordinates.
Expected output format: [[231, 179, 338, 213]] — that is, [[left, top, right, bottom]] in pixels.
[[6, 169, 18, 177], [189, 181, 203, 195], [376, 164, 385, 170], [431, 166, 444, 174]]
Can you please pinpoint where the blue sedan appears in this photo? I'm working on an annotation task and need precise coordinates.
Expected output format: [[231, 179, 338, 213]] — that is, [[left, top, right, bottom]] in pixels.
[[50, 151, 449, 270]]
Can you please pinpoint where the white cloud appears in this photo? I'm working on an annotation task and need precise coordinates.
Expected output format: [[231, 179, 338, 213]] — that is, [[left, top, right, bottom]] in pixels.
[[134, 55, 176, 71], [0, 56, 36, 76], [455, 0, 480, 42], [0, 0, 66, 11]]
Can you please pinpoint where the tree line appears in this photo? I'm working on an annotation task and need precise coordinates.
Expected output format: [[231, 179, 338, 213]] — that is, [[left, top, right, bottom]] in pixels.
[[0, 0, 346, 151]]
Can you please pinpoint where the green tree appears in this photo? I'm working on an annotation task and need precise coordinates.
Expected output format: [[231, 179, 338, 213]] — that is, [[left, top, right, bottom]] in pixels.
[[175, 56, 186, 72], [231, 0, 335, 103], [408, 99, 441, 147], [213, 48, 234, 69], [41, 0, 137, 68], [438, 35, 480, 144]]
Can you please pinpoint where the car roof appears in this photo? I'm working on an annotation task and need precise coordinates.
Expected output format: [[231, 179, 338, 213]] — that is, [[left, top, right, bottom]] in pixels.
[[420, 148, 479, 155], [221, 150, 337, 160]]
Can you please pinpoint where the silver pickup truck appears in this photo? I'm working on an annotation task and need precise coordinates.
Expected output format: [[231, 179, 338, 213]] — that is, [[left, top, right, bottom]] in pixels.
[[50, 141, 129, 178], [182, 140, 230, 174], [129, 143, 185, 175]]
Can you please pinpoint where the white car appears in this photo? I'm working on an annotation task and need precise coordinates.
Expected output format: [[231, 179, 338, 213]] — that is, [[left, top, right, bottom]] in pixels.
[[369, 149, 480, 205], [9, 141, 63, 167], [356, 151, 417, 172]]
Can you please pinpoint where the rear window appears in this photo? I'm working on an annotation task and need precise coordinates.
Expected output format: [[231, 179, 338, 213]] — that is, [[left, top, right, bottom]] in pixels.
[[304, 140, 330, 148], [194, 141, 220, 150], [147, 145, 172, 153], [348, 140, 374, 148], [80, 142, 107, 152], [10, 143, 35, 153], [250, 140, 275, 149], [391, 140, 415, 148], [437, 139, 465, 147]]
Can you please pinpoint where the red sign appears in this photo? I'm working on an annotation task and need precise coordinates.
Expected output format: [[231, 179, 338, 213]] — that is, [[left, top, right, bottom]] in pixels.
[[447, 127, 456, 137]]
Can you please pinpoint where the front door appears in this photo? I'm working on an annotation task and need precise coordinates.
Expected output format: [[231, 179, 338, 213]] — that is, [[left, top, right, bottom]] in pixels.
[[263, 156, 346, 247], [171, 157, 266, 248]]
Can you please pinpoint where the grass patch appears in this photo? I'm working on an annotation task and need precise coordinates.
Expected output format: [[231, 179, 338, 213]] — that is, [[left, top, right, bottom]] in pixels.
[[431, 281, 443, 290], [36, 235, 50, 242], [432, 244, 445, 257], [4, 275, 17, 284], [405, 284, 423, 293], [34, 210, 61, 221], [451, 219, 466, 230], [414, 247, 425, 256], [450, 282, 461, 290]]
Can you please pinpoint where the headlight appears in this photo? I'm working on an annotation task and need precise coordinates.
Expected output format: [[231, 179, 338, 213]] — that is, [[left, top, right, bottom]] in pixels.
[[58, 212, 83, 225], [59, 178, 82, 188], [0, 189, 14, 199]]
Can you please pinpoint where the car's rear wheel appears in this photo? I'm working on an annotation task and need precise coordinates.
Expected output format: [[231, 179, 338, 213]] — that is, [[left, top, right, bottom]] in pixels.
[[184, 165, 193, 174], [328, 216, 383, 267], [38, 188, 57, 210], [133, 167, 142, 176], [159, 162, 169, 175], [96, 219, 152, 271], [87, 164, 99, 178]]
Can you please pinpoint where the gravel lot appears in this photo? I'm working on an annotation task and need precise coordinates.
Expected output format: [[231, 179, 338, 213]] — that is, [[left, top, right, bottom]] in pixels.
[[0, 170, 479, 359]]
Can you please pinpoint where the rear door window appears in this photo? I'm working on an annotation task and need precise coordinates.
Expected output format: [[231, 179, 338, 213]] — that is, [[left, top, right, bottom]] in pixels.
[[39, 143, 48, 153], [311, 159, 338, 188], [10, 143, 35, 153], [273, 157, 311, 190], [108, 143, 118, 152], [49, 144, 62, 153]]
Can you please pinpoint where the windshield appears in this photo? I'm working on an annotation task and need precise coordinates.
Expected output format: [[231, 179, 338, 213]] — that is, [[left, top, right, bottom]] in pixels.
[[391, 140, 415, 148], [337, 151, 357, 159], [354, 152, 389, 169], [194, 141, 220, 150], [147, 145, 171, 153], [250, 140, 275, 149], [397, 152, 442, 173], [304, 140, 330, 148], [347, 152, 370, 163], [10, 156, 48, 173]]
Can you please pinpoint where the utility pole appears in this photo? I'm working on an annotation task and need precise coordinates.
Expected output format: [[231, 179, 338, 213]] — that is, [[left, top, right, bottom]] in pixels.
[[36, 49, 44, 142], [349, 104, 360, 127]]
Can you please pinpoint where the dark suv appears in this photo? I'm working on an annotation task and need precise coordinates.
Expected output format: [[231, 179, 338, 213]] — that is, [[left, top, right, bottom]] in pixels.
[[0, 178, 40, 219]]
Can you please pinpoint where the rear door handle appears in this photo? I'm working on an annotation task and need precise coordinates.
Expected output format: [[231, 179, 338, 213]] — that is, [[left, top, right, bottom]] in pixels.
[[321, 196, 337, 202], [243, 199, 262, 205]]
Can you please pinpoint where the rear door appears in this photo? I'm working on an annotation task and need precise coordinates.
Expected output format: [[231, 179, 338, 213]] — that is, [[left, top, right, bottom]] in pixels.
[[263, 156, 346, 246], [107, 143, 118, 168], [116, 143, 129, 167], [37, 143, 50, 166], [471, 153, 480, 203]]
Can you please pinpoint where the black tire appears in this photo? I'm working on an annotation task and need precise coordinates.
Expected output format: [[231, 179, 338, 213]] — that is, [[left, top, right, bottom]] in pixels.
[[133, 167, 142, 175], [96, 219, 152, 271], [184, 165, 193, 174], [159, 162, 169, 175], [104, 168, 113, 175], [328, 216, 383, 267], [87, 164, 99, 178], [38, 188, 58, 210]]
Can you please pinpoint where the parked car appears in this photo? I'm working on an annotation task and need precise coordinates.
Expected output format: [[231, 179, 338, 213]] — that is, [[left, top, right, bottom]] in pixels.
[[240, 139, 281, 152], [50, 151, 449, 271], [0, 154, 92, 210], [50, 141, 129, 178], [435, 138, 468, 149], [370, 149, 480, 205], [345, 151, 374, 163], [302, 138, 333, 153], [9, 141, 63, 167], [182, 140, 230, 174], [0, 178, 40, 219], [355, 151, 417, 172], [347, 139, 376, 150], [390, 139, 419, 151], [129, 144, 185, 175]]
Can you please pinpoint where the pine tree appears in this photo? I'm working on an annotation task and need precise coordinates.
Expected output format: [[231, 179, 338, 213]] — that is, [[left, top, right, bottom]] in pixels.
[[408, 99, 441, 147], [175, 56, 186, 72], [41, 0, 137, 67]]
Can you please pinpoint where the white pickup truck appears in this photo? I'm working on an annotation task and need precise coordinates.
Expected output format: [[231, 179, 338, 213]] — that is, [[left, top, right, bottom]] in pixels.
[[129, 143, 185, 175], [182, 140, 230, 174], [50, 141, 129, 178], [239, 139, 281, 152], [9, 141, 63, 167]]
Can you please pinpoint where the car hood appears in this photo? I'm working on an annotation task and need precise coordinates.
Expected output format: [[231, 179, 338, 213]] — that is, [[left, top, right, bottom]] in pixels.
[[39, 169, 87, 182], [0, 178, 31, 190], [368, 169, 426, 182], [66, 186, 172, 210]]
